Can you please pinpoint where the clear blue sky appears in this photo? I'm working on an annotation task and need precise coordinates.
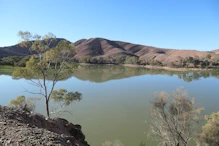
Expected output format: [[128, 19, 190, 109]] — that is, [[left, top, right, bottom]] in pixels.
[[0, 0, 219, 51]]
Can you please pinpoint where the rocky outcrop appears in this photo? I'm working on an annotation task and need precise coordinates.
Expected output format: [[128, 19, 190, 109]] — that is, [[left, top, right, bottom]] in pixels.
[[0, 105, 89, 146]]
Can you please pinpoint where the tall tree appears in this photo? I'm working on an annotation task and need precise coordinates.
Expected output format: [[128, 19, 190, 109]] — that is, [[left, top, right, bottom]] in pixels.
[[148, 87, 203, 146], [197, 111, 219, 146], [13, 31, 81, 118]]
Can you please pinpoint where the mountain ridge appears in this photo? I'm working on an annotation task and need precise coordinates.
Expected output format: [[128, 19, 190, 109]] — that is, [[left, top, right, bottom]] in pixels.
[[1, 38, 219, 66]]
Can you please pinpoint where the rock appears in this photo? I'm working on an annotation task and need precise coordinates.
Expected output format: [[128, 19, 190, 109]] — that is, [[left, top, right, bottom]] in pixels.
[[75, 124, 82, 130], [0, 105, 89, 146], [0, 122, 6, 125]]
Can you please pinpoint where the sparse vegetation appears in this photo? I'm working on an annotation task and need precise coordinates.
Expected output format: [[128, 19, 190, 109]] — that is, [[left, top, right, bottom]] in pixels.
[[50, 89, 82, 116], [148, 87, 204, 146], [197, 111, 219, 146], [9, 96, 38, 112], [0, 56, 30, 67]]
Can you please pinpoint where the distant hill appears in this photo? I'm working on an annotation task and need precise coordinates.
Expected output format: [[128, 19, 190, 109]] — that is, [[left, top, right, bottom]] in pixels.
[[0, 38, 65, 58], [74, 38, 218, 62], [1, 38, 219, 66], [213, 49, 219, 54]]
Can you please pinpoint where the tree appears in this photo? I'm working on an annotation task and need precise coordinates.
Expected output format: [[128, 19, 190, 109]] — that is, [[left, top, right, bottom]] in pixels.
[[197, 111, 219, 146], [148, 87, 203, 146], [125, 56, 139, 64], [79, 56, 91, 63], [206, 54, 211, 60], [13, 31, 81, 118]]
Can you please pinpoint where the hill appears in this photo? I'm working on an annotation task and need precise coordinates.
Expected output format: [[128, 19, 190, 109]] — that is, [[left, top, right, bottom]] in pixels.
[[0, 38, 65, 58], [1, 38, 219, 67], [74, 38, 219, 66]]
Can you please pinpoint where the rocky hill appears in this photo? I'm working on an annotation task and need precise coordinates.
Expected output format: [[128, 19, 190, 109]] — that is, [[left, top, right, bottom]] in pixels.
[[0, 38, 65, 58], [1, 38, 219, 66], [74, 38, 219, 65], [0, 105, 89, 146]]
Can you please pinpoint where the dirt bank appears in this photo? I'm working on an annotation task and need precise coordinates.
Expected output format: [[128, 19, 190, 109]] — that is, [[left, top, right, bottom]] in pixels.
[[0, 105, 89, 146]]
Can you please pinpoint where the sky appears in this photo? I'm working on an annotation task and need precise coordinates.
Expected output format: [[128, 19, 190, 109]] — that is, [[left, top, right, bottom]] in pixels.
[[0, 0, 219, 51]]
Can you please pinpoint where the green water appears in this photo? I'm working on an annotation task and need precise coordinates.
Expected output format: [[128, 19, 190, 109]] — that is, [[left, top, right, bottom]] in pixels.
[[1, 65, 219, 146]]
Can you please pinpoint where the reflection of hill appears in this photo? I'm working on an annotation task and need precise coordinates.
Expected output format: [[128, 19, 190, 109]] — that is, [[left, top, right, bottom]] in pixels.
[[1, 65, 219, 83], [72, 65, 219, 83], [73, 65, 151, 82]]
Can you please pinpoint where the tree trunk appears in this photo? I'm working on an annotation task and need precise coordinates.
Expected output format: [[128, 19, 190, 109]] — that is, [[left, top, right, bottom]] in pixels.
[[46, 99, 50, 118]]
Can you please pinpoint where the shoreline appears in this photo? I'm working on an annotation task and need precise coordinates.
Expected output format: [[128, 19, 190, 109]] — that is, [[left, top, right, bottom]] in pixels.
[[1, 64, 218, 73], [122, 64, 215, 72], [78, 63, 217, 72]]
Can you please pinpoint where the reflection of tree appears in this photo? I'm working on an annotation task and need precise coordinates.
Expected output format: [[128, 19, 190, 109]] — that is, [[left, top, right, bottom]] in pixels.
[[72, 65, 219, 83], [178, 72, 202, 82], [0, 66, 14, 75], [178, 71, 213, 82]]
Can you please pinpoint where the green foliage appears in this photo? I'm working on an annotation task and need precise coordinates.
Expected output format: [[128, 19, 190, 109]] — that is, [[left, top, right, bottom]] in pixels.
[[153, 60, 163, 66], [0, 56, 30, 67], [9, 96, 26, 107], [13, 56, 41, 79], [149, 87, 204, 146], [125, 56, 139, 64], [16, 56, 31, 67], [51, 89, 82, 106], [90, 57, 98, 64], [212, 59, 219, 66], [115, 56, 126, 64], [182, 56, 214, 68], [97, 57, 106, 64], [79, 56, 91, 63], [0, 65, 14, 75], [184, 56, 194, 63], [206, 54, 211, 59], [9, 96, 39, 111], [197, 112, 219, 146], [13, 31, 81, 118], [49, 89, 82, 116]]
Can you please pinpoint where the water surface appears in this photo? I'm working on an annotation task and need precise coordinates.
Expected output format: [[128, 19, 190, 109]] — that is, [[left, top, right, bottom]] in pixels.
[[0, 65, 219, 146]]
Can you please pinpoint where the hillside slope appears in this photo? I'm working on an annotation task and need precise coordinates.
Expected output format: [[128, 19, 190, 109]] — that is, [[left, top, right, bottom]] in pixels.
[[1, 38, 218, 66], [0, 38, 65, 58]]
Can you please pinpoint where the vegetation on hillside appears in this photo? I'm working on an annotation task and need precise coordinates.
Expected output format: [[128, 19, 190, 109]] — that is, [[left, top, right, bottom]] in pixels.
[[1, 53, 219, 69], [1, 37, 219, 69], [0, 56, 30, 67]]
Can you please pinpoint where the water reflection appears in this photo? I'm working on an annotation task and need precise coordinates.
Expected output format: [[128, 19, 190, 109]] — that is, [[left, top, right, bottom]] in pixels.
[[1, 65, 219, 82], [72, 65, 219, 83], [1, 65, 219, 146]]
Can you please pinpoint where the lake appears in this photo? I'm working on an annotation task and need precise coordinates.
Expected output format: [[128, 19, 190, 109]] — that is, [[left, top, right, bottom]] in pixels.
[[0, 65, 219, 146]]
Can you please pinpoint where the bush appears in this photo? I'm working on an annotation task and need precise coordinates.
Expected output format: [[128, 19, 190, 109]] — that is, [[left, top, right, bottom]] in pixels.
[[197, 112, 219, 145], [9, 96, 38, 112]]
